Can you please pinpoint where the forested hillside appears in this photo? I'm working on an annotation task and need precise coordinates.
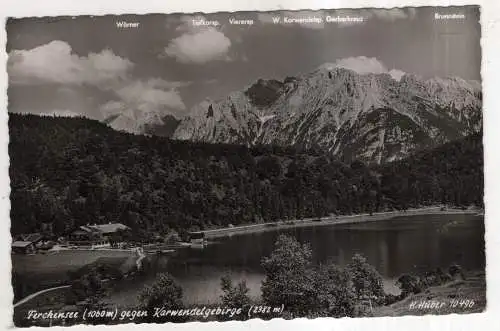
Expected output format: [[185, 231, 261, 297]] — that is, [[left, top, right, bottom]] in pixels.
[[9, 114, 483, 239]]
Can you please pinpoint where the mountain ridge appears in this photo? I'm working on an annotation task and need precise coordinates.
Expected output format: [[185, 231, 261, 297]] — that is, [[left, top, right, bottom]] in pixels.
[[170, 66, 481, 163]]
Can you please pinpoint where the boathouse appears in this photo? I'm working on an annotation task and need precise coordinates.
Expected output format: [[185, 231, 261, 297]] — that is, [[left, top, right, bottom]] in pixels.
[[188, 231, 205, 245]]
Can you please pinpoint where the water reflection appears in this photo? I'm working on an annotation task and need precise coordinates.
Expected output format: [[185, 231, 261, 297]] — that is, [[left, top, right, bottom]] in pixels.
[[111, 214, 485, 306]]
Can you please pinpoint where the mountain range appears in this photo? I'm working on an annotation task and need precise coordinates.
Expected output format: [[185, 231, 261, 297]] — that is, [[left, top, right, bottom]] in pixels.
[[105, 65, 482, 164]]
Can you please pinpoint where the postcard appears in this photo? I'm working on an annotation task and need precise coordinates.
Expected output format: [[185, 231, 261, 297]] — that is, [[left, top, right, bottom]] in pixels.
[[6, 5, 485, 327]]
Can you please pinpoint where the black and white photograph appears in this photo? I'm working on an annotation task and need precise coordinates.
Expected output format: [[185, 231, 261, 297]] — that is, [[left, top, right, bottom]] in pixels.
[[6, 5, 484, 327]]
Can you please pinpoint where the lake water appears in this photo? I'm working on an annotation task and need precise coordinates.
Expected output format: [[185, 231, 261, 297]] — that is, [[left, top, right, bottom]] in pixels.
[[110, 213, 485, 306]]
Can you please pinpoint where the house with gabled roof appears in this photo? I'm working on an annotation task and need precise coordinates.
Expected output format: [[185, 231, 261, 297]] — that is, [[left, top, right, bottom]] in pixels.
[[88, 223, 130, 235], [11, 232, 46, 254], [11, 241, 36, 254], [68, 223, 131, 248], [18, 232, 44, 246]]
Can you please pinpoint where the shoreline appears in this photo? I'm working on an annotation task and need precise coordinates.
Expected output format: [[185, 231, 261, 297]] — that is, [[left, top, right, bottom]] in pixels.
[[13, 206, 482, 308], [201, 206, 482, 239]]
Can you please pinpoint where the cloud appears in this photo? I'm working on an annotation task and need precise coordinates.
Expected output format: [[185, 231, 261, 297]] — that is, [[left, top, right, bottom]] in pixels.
[[116, 79, 186, 114], [163, 28, 232, 64], [334, 56, 388, 74], [163, 15, 232, 64], [141, 77, 192, 89], [8, 40, 133, 86], [323, 56, 406, 81], [8, 40, 191, 128], [99, 78, 187, 132]]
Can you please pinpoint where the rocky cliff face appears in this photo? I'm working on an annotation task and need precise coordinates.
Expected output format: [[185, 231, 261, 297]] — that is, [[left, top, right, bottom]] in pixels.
[[172, 66, 481, 163]]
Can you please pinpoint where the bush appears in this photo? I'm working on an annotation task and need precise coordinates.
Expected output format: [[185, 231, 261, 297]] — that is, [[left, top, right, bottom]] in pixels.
[[219, 275, 251, 320], [165, 230, 181, 244], [434, 267, 453, 283], [69, 267, 106, 305], [383, 293, 399, 305], [448, 263, 464, 279], [138, 273, 185, 322], [396, 274, 422, 298]]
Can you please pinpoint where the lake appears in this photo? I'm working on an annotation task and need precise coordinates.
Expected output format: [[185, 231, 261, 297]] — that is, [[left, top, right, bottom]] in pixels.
[[109, 213, 485, 306]]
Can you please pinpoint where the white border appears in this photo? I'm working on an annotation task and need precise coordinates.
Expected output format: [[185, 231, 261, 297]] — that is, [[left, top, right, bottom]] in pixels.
[[1, 0, 498, 330]]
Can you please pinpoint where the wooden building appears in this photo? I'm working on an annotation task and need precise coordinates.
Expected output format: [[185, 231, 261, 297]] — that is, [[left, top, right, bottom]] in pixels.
[[68, 223, 131, 248], [11, 241, 36, 254], [188, 231, 206, 247]]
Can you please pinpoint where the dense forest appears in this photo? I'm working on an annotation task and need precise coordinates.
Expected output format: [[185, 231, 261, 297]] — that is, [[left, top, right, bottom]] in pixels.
[[9, 114, 483, 239]]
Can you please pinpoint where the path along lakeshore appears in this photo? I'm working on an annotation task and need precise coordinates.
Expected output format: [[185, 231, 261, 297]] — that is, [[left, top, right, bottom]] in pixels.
[[13, 247, 145, 308], [199, 206, 482, 239]]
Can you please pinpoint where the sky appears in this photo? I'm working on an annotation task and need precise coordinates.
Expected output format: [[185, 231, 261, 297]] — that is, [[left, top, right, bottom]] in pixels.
[[6, 6, 481, 122]]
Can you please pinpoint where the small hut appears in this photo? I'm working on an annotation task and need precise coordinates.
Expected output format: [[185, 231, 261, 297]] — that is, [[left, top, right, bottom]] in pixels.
[[188, 231, 205, 245], [11, 241, 36, 254]]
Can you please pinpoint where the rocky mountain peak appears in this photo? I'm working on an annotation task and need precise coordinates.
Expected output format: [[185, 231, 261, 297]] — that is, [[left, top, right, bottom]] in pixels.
[[116, 64, 482, 164]]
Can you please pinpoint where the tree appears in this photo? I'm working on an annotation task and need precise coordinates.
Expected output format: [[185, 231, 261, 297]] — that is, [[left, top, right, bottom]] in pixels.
[[261, 234, 317, 317], [66, 266, 111, 324], [139, 273, 185, 322], [219, 275, 251, 320], [69, 267, 106, 308], [396, 274, 422, 298], [433, 267, 453, 284], [256, 156, 282, 179], [314, 263, 356, 317], [207, 104, 214, 117], [164, 230, 181, 245], [346, 254, 384, 309], [448, 263, 465, 280]]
